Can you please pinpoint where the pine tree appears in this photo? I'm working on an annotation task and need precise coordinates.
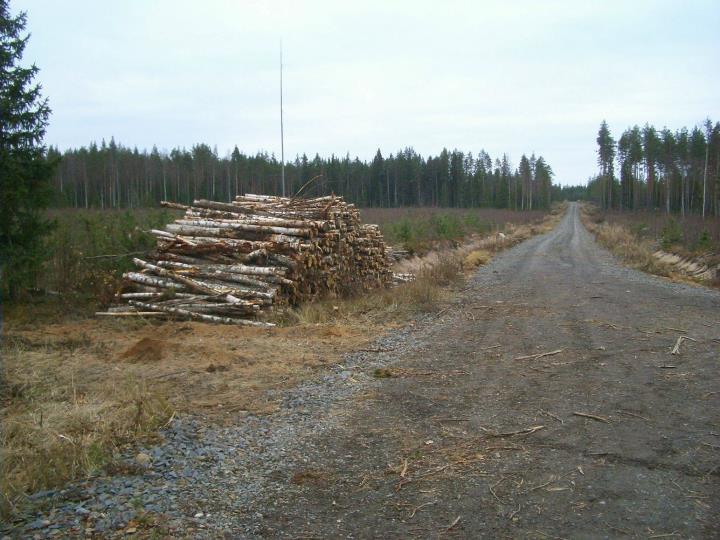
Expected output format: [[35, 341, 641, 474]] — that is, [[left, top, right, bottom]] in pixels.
[[596, 121, 615, 209], [0, 1, 56, 298], [659, 128, 676, 214], [642, 124, 660, 209]]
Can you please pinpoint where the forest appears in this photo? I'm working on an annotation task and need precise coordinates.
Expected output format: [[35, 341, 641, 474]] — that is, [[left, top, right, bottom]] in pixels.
[[47, 142, 555, 210], [591, 119, 720, 216]]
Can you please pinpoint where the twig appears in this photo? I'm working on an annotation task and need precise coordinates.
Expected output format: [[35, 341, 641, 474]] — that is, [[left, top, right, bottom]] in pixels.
[[573, 412, 610, 424], [162, 410, 177, 428], [396, 465, 449, 490], [489, 477, 510, 504], [671, 336, 697, 355], [490, 425, 545, 438], [539, 409, 564, 424], [520, 471, 574, 494], [84, 250, 149, 260], [443, 515, 461, 532], [400, 458, 409, 478], [513, 349, 563, 361], [664, 327, 688, 333], [291, 174, 324, 200], [408, 501, 436, 518], [615, 410, 650, 421]]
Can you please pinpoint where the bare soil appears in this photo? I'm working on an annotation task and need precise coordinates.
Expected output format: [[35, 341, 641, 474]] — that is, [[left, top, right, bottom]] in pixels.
[[252, 202, 720, 538]]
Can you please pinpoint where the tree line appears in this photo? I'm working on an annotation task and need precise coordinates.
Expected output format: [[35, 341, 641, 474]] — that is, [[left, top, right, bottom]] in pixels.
[[47, 141, 556, 210], [592, 119, 720, 216]]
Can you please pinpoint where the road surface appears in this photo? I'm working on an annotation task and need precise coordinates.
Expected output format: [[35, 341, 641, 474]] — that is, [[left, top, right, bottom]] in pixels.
[[255, 202, 720, 538]]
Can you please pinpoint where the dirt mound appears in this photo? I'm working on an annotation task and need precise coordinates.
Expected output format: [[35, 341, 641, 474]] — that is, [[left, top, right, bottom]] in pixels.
[[121, 337, 164, 363]]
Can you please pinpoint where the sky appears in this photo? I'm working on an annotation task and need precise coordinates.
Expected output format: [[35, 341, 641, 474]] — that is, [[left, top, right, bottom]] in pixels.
[[14, 0, 720, 185]]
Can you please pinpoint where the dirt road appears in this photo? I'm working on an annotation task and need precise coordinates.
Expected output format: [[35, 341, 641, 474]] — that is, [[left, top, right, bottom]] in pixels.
[[6, 203, 719, 538], [254, 202, 719, 538]]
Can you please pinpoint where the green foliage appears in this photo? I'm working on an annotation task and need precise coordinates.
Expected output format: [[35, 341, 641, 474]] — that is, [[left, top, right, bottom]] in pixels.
[[554, 184, 590, 201], [393, 219, 414, 245], [38, 209, 178, 305], [629, 222, 649, 237], [0, 2, 56, 298], [383, 210, 500, 253], [589, 118, 720, 215], [695, 230, 713, 252], [660, 218, 683, 249]]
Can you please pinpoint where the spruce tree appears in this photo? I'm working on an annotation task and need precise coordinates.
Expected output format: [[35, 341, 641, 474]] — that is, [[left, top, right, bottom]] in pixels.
[[0, 1, 55, 298]]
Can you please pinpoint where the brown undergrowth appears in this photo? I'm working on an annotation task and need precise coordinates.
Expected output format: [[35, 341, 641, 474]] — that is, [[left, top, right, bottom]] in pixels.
[[581, 204, 719, 287], [0, 205, 563, 517]]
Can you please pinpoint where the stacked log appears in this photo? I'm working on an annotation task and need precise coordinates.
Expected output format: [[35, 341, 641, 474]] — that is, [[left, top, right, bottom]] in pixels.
[[98, 194, 393, 325]]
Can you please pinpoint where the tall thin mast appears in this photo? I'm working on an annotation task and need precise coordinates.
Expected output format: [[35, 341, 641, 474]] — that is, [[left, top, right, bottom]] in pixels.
[[280, 40, 285, 197]]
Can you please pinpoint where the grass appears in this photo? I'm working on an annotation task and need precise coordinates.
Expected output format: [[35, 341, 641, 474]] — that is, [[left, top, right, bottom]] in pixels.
[[362, 207, 548, 254], [1, 204, 560, 519], [592, 208, 720, 255], [581, 204, 719, 284], [1, 329, 173, 517], [582, 214, 672, 277]]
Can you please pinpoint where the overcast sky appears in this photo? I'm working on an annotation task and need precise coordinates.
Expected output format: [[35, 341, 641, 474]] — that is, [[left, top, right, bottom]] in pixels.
[[15, 0, 720, 185]]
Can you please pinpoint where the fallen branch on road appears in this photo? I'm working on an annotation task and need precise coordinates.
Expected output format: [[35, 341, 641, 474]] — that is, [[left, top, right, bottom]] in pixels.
[[573, 412, 610, 424], [396, 464, 449, 490], [670, 336, 697, 355], [484, 425, 546, 438], [443, 515, 462, 532], [513, 349, 563, 361], [408, 501, 437, 518]]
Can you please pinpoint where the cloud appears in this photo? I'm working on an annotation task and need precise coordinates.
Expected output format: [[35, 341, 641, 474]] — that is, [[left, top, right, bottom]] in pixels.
[[16, 0, 720, 185]]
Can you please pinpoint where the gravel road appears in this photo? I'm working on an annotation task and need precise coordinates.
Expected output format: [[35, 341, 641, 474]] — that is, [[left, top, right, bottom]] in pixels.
[[5, 203, 719, 538]]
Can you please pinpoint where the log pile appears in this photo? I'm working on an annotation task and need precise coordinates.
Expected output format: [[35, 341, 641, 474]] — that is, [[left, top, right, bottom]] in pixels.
[[98, 194, 393, 325]]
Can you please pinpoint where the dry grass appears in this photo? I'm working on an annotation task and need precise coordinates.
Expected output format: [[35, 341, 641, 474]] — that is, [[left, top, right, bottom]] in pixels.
[[1, 204, 563, 518], [1, 331, 173, 516], [464, 250, 492, 268], [286, 253, 464, 325], [583, 206, 720, 288], [595, 208, 720, 254], [581, 205, 674, 277]]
